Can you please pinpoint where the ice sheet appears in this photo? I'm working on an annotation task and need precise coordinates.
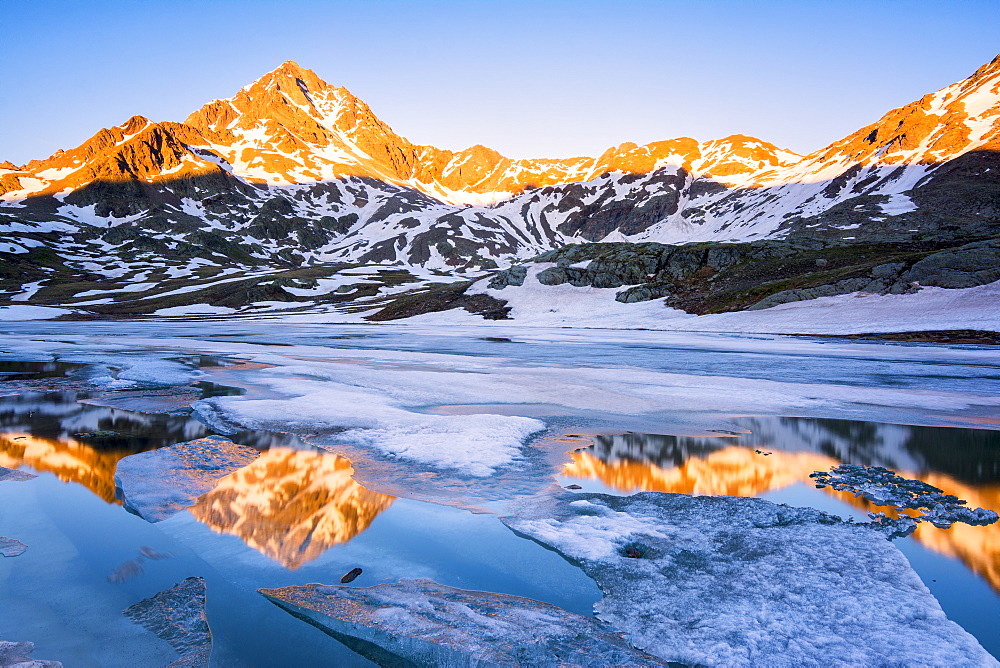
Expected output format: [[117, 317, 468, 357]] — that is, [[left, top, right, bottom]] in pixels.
[[260, 579, 665, 666], [114, 436, 260, 522], [502, 491, 996, 667]]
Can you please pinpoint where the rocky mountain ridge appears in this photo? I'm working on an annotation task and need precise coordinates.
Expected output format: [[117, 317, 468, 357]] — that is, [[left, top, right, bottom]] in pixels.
[[1, 56, 998, 321]]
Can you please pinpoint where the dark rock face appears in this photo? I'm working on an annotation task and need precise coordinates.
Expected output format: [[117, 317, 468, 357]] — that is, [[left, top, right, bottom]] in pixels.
[[899, 239, 1000, 288], [480, 235, 1000, 316], [366, 281, 511, 321], [487, 264, 527, 289], [123, 577, 212, 667], [554, 170, 688, 241], [616, 283, 672, 303], [749, 239, 1000, 310]]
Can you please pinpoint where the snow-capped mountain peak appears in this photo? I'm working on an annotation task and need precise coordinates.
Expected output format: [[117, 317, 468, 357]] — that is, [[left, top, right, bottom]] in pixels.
[[1, 55, 998, 279]]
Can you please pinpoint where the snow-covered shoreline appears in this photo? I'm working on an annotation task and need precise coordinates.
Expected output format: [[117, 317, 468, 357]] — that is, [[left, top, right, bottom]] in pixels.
[[7, 274, 997, 338]]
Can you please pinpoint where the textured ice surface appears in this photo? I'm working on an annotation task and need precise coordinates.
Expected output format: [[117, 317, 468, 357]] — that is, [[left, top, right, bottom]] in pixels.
[[502, 491, 996, 667], [0, 641, 62, 667], [114, 436, 259, 522], [259, 578, 667, 667], [197, 368, 545, 477], [123, 577, 212, 667], [0, 466, 37, 482], [811, 464, 999, 537], [85, 357, 200, 391], [0, 536, 27, 557]]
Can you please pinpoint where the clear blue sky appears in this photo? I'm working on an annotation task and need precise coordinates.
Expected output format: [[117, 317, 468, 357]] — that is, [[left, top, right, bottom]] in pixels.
[[3, 0, 998, 164]]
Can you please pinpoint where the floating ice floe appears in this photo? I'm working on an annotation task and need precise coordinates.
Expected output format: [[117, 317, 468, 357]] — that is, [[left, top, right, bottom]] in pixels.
[[0, 537, 27, 558], [196, 369, 545, 477], [0, 466, 37, 482], [259, 578, 667, 666], [114, 436, 259, 522], [0, 640, 62, 667], [811, 464, 999, 537], [123, 577, 212, 668], [501, 491, 996, 667]]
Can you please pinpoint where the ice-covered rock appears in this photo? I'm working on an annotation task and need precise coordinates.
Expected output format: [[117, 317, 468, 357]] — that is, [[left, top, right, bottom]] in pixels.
[[501, 491, 997, 667], [0, 537, 27, 558], [114, 436, 258, 522], [259, 578, 667, 667], [0, 640, 62, 667], [123, 577, 212, 667], [811, 464, 999, 537], [0, 466, 37, 482]]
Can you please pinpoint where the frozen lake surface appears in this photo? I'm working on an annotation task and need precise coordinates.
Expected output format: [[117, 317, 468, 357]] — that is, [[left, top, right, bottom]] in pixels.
[[0, 321, 997, 664]]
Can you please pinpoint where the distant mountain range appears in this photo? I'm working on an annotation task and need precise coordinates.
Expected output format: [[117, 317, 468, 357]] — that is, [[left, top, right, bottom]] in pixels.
[[1, 56, 998, 322]]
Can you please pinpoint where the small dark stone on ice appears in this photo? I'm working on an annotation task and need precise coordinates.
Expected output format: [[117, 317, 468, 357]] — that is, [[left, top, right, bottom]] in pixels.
[[565, 484, 583, 490], [341, 567, 363, 583], [624, 546, 644, 559]]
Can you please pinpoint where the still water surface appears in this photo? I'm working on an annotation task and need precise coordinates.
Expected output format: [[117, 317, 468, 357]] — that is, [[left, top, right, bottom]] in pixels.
[[0, 355, 997, 663]]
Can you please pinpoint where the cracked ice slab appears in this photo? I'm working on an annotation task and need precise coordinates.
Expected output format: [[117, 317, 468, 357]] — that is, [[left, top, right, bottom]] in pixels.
[[501, 492, 997, 667], [0, 641, 62, 667], [259, 578, 668, 667], [0, 536, 27, 557], [114, 436, 259, 522], [123, 577, 212, 668], [0, 466, 37, 482]]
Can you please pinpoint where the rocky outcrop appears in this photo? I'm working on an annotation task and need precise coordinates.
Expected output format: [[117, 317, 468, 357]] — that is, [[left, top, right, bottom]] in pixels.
[[366, 281, 511, 321], [473, 237, 1000, 317], [899, 239, 1000, 288], [749, 239, 1000, 310]]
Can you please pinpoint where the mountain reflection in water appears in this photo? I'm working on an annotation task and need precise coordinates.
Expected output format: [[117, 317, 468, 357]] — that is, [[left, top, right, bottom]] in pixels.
[[0, 391, 214, 503], [562, 418, 1000, 593], [189, 448, 394, 569]]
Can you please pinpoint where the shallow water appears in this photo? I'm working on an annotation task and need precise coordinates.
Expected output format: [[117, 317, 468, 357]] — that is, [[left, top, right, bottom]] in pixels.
[[0, 322, 998, 664]]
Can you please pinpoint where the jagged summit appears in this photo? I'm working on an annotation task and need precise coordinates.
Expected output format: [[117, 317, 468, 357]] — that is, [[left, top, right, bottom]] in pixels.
[[1, 54, 998, 278]]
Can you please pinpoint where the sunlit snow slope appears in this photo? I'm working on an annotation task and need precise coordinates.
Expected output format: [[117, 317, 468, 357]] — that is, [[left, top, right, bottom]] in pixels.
[[2, 57, 998, 275]]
